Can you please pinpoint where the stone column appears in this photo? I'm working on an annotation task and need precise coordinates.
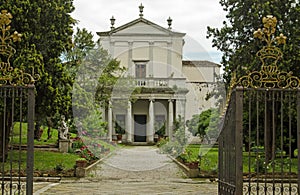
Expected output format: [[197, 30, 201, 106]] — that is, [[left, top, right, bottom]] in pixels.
[[148, 99, 154, 143], [126, 100, 132, 143], [168, 99, 174, 139], [109, 41, 115, 57], [128, 42, 133, 75], [167, 42, 172, 77], [149, 42, 154, 77], [176, 98, 186, 121], [108, 100, 113, 142], [181, 98, 186, 122], [175, 99, 181, 119]]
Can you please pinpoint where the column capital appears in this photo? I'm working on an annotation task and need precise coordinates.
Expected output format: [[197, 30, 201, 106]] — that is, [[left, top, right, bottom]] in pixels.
[[168, 99, 174, 102], [108, 100, 113, 107], [149, 98, 155, 102]]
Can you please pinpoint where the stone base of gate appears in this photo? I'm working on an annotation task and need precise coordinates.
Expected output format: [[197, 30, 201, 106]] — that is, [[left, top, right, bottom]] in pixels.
[[59, 139, 71, 153]]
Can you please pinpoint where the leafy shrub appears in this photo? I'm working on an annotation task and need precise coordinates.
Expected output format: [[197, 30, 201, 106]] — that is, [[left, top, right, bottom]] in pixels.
[[54, 163, 64, 172], [159, 116, 188, 157], [157, 137, 168, 148]]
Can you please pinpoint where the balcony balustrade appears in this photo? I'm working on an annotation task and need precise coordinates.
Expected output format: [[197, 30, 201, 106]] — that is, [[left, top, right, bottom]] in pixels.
[[133, 77, 186, 88]]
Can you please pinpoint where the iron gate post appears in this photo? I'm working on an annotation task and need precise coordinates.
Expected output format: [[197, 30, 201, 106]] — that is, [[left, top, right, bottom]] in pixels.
[[297, 89, 300, 194], [235, 87, 243, 195], [26, 86, 35, 194]]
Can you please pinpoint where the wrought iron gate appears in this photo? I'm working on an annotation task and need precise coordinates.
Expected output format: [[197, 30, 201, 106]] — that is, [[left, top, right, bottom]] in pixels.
[[219, 88, 300, 194], [0, 86, 35, 194], [0, 10, 37, 194], [218, 15, 300, 195], [219, 88, 243, 194]]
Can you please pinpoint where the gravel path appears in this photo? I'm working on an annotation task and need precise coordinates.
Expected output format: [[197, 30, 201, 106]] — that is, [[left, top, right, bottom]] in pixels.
[[95, 146, 184, 180], [37, 146, 218, 195]]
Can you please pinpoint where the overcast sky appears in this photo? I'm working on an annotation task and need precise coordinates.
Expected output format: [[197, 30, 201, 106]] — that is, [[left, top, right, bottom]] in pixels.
[[71, 0, 227, 64]]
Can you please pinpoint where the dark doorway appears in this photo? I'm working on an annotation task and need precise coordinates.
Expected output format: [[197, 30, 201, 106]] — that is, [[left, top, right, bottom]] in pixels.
[[134, 115, 147, 142]]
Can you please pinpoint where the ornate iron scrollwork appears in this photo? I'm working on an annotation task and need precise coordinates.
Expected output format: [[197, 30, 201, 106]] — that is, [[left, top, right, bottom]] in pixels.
[[0, 10, 39, 86], [235, 15, 300, 89]]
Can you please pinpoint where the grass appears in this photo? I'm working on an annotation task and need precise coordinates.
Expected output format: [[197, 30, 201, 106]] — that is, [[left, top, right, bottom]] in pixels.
[[198, 146, 218, 172], [183, 144, 218, 173], [10, 122, 73, 145], [242, 152, 298, 173], [3, 150, 79, 171], [179, 144, 298, 175], [4, 122, 117, 174], [34, 151, 79, 170]]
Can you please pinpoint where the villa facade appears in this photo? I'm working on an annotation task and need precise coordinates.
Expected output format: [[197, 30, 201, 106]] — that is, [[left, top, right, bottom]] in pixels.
[[97, 5, 220, 143]]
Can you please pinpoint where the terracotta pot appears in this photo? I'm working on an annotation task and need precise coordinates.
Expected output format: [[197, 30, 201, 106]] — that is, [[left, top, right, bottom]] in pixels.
[[76, 160, 87, 168], [116, 134, 122, 141], [185, 162, 199, 169]]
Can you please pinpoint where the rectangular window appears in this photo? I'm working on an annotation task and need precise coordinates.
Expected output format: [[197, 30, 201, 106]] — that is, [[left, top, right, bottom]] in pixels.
[[135, 63, 146, 78]]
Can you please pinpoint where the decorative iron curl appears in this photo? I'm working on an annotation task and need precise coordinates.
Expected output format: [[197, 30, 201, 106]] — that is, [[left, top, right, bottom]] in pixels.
[[0, 10, 39, 86], [232, 15, 300, 90], [235, 69, 300, 89], [243, 183, 298, 194], [238, 71, 263, 88]]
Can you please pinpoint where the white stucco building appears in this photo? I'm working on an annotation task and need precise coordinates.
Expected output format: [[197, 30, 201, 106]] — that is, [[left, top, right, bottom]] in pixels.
[[97, 4, 220, 143]]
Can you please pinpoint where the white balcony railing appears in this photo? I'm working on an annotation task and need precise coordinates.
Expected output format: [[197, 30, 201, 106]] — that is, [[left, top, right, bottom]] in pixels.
[[135, 77, 186, 88]]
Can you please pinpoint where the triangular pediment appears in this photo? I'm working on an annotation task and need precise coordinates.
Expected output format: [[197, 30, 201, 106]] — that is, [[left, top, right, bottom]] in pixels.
[[97, 18, 185, 37], [115, 21, 169, 35]]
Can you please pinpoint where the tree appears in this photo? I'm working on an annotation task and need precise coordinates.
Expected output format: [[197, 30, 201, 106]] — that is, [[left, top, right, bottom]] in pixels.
[[0, 0, 76, 132], [62, 27, 95, 64], [95, 58, 126, 108], [62, 27, 95, 83], [72, 41, 125, 136], [59, 27, 96, 133], [207, 0, 300, 87], [207, 0, 300, 162], [187, 108, 220, 143]]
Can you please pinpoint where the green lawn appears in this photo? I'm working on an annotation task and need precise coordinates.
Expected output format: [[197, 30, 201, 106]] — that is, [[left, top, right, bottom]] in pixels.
[[10, 122, 68, 145], [4, 122, 117, 174], [3, 150, 79, 171], [34, 151, 79, 170], [180, 144, 298, 175], [183, 144, 218, 173], [242, 152, 298, 173]]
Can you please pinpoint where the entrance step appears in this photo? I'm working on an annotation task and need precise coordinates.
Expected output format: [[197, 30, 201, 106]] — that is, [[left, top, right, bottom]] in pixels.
[[129, 142, 155, 146]]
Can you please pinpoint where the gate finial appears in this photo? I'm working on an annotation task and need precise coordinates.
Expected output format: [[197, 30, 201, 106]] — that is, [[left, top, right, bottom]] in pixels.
[[236, 15, 300, 89], [0, 10, 39, 86], [253, 15, 286, 67]]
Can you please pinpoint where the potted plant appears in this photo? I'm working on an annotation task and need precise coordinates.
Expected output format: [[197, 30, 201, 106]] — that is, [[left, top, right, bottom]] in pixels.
[[155, 122, 165, 141], [178, 149, 199, 169], [75, 158, 88, 168], [115, 123, 125, 141], [185, 161, 199, 169]]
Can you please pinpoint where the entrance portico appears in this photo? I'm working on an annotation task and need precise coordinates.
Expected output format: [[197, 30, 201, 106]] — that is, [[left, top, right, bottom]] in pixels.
[[107, 94, 186, 144]]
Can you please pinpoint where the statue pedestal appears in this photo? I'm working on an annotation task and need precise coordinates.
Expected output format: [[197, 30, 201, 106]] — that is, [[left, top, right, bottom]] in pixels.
[[59, 139, 70, 153]]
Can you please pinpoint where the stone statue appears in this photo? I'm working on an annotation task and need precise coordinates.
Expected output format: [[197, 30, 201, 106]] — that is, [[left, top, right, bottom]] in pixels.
[[58, 115, 68, 140]]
